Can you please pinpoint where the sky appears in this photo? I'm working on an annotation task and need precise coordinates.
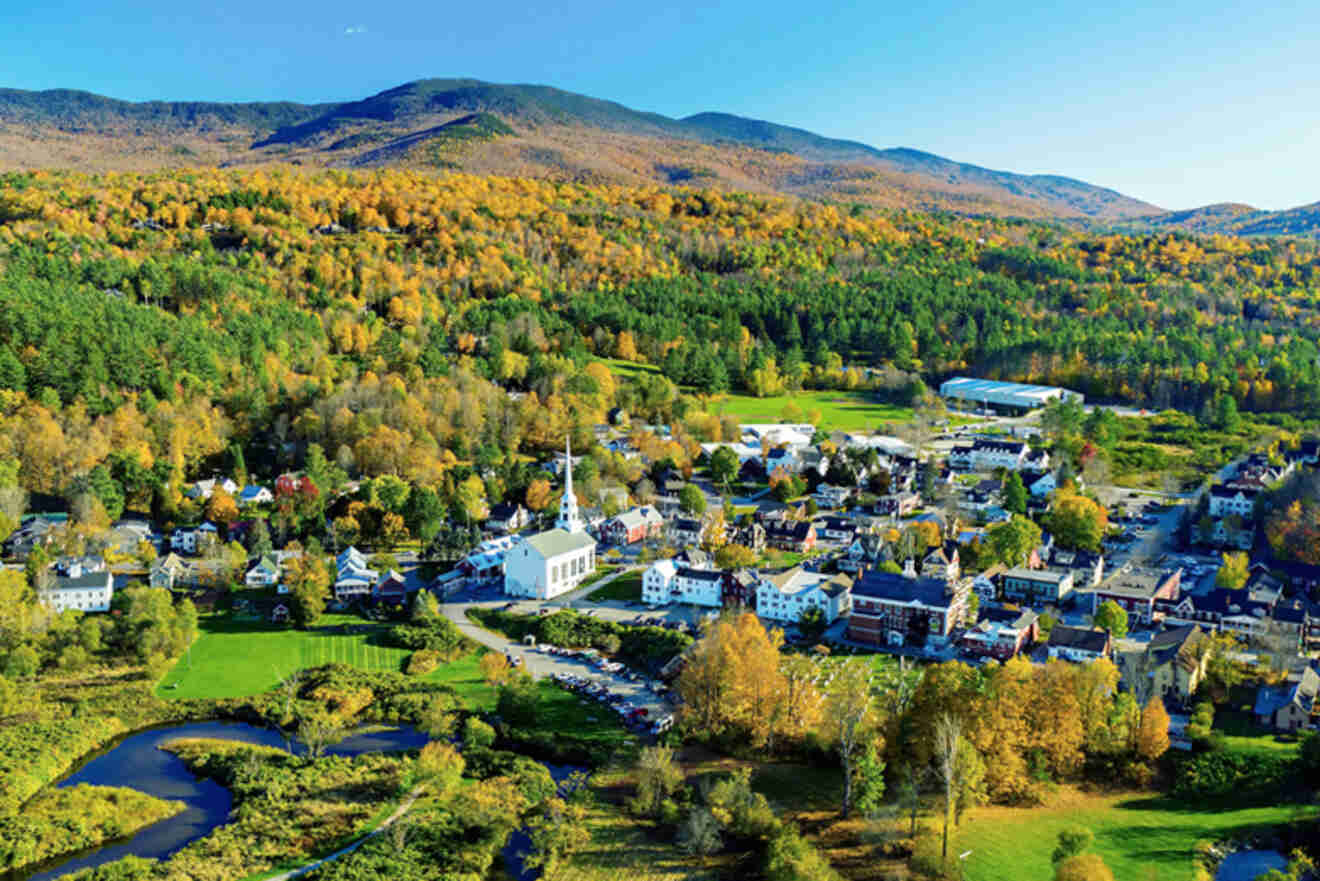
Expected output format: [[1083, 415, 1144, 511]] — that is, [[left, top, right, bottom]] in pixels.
[[3, 0, 1320, 210]]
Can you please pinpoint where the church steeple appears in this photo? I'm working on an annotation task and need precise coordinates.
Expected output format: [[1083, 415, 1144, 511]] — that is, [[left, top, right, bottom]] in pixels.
[[555, 435, 584, 534]]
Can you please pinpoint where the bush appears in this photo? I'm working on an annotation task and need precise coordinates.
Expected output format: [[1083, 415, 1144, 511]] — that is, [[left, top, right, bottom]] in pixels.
[[404, 650, 440, 676], [463, 716, 496, 750], [766, 826, 843, 881], [676, 807, 722, 856], [388, 617, 467, 659], [1055, 852, 1114, 881], [909, 835, 963, 881], [1172, 751, 1293, 800]]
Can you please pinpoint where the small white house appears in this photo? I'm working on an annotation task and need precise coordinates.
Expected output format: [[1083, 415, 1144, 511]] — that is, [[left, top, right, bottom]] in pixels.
[[41, 562, 114, 613], [238, 486, 274, 507], [245, 555, 282, 589], [642, 558, 723, 607], [170, 522, 218, 555]]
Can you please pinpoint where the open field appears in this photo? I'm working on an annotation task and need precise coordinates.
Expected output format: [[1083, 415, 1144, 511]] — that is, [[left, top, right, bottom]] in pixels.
[[588, 571, 643, 602], [600, 357, 662, 380], [956, 786, 1316, 881], [156, 613, 494, 704], [704, 390, 913, 431]]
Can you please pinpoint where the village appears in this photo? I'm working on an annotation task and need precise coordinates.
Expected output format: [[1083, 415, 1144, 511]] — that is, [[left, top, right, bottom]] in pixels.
[[10, 376, 1319, 747]]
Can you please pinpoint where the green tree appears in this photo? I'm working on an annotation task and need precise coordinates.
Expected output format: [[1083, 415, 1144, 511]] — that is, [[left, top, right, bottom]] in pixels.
[[629, 745, 684, 819], [678, 484, 707, 517], [708, 446, 739, 490], [798, 606, 827, 642], [1046, 491, 1108, 551], [1215, 551, 1249, 590], [1002, 472, 1027, 515], [1092, 600, 1128, 639], [1052, 825, 1094, 864], [286, 556, 331, 628], [987, 515, 1042, 568]]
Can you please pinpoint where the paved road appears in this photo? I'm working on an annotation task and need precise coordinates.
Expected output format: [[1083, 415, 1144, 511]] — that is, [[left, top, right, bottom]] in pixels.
[[441, 594, 673, 719]]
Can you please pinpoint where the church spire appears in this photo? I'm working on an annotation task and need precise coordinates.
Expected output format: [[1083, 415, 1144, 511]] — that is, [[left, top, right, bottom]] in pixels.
[[555, 434, 584, 534]]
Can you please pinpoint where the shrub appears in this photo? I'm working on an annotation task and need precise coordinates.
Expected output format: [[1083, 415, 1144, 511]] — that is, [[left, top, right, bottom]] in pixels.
[[1052, 825, 1094, 864], [404, 650, 440, 676], [676, 807, 722, 856], [1055, 852, 1115, 881], [463, 716, 496, 750], [766, 826, 843, 881], [909, 835, 964, 881]]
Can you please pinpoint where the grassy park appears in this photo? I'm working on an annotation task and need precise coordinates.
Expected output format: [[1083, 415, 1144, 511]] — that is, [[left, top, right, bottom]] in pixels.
[[587, 571, 643, 602], [706, 390, 913, 431]]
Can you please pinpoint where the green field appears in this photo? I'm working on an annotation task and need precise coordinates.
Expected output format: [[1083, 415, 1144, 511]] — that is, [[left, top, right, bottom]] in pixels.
[[957, 788, 1315, 881], [588, 571, 643, 602], [705, 390, 913, 431], [156, 613, 494, 704]]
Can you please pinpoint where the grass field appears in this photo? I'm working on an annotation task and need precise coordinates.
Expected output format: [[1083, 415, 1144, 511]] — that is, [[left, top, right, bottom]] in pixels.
[[156, 613, 494, 705], [588, 572, 643, 602], [704, 390, 913, 432], [956, 787, 1316, 881]]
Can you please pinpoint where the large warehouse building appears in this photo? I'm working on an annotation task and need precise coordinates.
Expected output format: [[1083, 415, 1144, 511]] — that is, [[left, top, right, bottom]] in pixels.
[[939, 377, 1083, 414]]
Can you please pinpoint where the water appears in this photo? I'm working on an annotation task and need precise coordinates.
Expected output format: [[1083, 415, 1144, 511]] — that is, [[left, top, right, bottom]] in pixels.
[[12, 720, 427, 881], [500, 764, 585, 881], [1215, 850, 1288, 881]]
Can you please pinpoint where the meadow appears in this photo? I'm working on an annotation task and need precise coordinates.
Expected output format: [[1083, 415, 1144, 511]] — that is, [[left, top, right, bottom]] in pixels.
[[156, 613, 493, 704], [956, 787, 1315, 881], [704, 390, 914, 432]]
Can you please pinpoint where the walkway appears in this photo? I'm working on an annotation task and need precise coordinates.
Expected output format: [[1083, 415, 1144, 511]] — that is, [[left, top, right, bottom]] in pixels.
[[266, 787, 423, 880]]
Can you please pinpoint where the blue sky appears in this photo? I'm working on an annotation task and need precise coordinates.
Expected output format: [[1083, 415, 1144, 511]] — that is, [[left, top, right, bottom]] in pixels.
[[4, 0, 1319, 210]]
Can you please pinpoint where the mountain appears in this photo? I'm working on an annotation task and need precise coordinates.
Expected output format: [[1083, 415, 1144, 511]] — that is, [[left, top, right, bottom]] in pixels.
[[1140, 201, 1320, 239], [0, 78, 1162, 220]]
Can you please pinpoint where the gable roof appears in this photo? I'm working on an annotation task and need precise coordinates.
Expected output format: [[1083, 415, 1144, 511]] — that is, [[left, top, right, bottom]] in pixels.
[[523, 528, 596, 558], [1048, 625, 1109, 653]]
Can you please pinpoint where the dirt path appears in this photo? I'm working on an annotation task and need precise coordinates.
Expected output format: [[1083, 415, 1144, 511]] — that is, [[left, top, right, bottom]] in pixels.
[[264, 787, 423, 880]]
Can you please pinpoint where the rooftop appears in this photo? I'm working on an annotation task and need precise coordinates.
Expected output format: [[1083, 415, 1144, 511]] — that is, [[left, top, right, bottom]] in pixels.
[[523, 528, 597, 558]]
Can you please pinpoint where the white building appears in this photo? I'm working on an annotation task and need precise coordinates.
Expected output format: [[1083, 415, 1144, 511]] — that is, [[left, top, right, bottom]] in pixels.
[[642, 559, 723, 607], [169, 522, 218, 555], [504, 438, 598, 600], [41, 561, 113, 613], [1208, 486, 1259, 520], [756, 568, 853, 625], [939, 377, 1083, 413], [948, 438, 1047, 472]]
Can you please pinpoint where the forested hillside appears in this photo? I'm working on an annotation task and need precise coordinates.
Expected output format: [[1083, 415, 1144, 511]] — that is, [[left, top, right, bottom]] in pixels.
[[0, 165, 1318, 516]]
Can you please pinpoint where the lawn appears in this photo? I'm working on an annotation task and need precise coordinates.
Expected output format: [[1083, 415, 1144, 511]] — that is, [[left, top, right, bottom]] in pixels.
[[955, 786, 1316, 881], [1213, 710, 1303, 757], [156, 613, 494, 705], [600, 357, 662, 380], [588, 571, 643, 602], [703, 390, 914, 432]]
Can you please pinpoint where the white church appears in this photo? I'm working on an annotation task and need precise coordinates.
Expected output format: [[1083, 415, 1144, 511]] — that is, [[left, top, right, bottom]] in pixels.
[[503, 438, 597, 600]]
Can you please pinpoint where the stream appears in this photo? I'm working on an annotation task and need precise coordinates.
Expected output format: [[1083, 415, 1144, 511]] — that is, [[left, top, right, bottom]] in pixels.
[[11, 720, 429, 881]]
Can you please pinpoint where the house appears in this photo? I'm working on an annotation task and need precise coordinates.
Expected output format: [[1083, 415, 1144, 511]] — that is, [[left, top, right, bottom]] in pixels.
[[1022, 469, 1057, 498], [149, 553, 192, 590], [642, 559, 723, 608], [756, 568, 853, 625], [1091, 565, 1182, 626], [840, 534, 887, 573], [971, 564, 1005, 602], [458, 536, 517, 579], [1047, 626, 1112, 662], [1002, 567, 1075, 606], [40, 559, 114, 613], [4, 516, 66, 559], [765, 520, 817, 553], [170, 522, 218, 555], [1046, 548, 1105, 589], [486, 502, 532, 535], [373, 570, 408, 605], [722, 568, 758, 608], [874, 492, 921, 518], [238, 486, 274, 507], [812, 484, 853, 510], [670, 517, 706, 548], [1254, 667, 1320, 732], [816, 516, 858, 544], [961, 607, 1039, 659], [335, 546, 379, 602], [1208, 486, 1259, 520], [1116, 624, 1209, 706], [848, 569, 971, 648], [921, 543, 961, 584], [186, 477, 239, 501], [734, 521, 767, 553], [504, 439, 598, 600], [603, 506, 665, 545], [245, 555, 282, 589], [949, 438, 1031, 472]]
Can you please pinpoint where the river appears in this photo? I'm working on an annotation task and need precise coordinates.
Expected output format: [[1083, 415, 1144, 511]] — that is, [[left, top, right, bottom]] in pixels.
[[12, 720, 429, 881]]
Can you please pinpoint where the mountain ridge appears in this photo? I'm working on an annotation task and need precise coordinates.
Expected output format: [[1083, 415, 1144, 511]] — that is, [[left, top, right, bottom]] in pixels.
[[0, 76, 1266, 226]]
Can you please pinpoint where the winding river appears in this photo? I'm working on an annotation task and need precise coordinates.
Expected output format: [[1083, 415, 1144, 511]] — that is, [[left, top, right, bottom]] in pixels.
[[12, 720, 430, 881]]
